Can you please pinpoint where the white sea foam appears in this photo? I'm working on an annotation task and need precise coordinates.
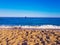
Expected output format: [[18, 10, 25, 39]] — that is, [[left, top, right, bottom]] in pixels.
[[0, 25, 60, 29]]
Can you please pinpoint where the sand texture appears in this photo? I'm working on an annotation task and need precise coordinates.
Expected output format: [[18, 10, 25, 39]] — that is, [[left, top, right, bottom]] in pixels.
[[0, 28, 60, 45]]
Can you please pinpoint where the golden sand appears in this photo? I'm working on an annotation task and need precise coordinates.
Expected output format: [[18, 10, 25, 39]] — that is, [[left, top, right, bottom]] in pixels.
[[0, 28, 60, 45]]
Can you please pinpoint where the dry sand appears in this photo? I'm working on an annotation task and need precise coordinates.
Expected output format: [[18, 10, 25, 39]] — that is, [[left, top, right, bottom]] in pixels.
[[0, 27, 60, 45]]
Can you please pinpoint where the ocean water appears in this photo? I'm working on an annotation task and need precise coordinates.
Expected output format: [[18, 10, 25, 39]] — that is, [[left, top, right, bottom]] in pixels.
[[0, 17, 60, 26]]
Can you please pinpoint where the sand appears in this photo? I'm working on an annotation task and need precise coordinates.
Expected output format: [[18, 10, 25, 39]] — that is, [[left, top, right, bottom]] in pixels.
[[0, 27, 60, 45]]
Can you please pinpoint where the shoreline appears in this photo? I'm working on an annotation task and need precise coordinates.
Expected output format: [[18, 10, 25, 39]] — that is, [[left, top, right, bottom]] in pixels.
[[0, 26, 60, 31], [0, 25, 60, 29]]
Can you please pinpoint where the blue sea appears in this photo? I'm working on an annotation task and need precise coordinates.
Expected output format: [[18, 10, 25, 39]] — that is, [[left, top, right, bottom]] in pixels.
[[0, 17, 60, 26]]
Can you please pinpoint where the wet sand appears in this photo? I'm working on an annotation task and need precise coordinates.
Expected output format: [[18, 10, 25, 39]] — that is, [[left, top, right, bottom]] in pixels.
[[0, 28, 60, 45]]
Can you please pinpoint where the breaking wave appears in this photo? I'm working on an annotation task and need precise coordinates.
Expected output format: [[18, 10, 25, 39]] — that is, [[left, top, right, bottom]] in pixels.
[[0, 25, 60, 29]]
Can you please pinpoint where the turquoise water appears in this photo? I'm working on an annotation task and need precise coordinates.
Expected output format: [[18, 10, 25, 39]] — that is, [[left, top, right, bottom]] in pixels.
[[0, 17, 60, 26]]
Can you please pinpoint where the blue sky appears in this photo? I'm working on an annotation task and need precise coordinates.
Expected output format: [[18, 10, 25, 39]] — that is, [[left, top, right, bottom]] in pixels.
[[0, 0, 60, 17]]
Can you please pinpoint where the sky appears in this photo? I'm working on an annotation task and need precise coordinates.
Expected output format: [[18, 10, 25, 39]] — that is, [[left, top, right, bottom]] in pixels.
[[0, 0, 60, 17]]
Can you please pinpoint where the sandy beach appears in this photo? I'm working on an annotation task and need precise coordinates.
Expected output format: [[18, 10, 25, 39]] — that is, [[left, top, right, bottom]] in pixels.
[[0, 0, 60, 45], [0, 26, 60, 45]]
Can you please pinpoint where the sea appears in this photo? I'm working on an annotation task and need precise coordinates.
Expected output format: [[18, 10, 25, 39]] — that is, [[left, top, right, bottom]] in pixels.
[[0, 17, 60, 26]]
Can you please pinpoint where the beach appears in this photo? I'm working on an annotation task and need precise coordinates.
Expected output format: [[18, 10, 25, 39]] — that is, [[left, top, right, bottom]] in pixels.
[[0, 26, 60, 45], [0, 0, 60, 45]]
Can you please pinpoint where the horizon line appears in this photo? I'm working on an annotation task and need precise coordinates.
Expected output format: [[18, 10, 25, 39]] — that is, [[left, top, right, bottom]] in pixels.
[[0, 16, 60, 18]]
